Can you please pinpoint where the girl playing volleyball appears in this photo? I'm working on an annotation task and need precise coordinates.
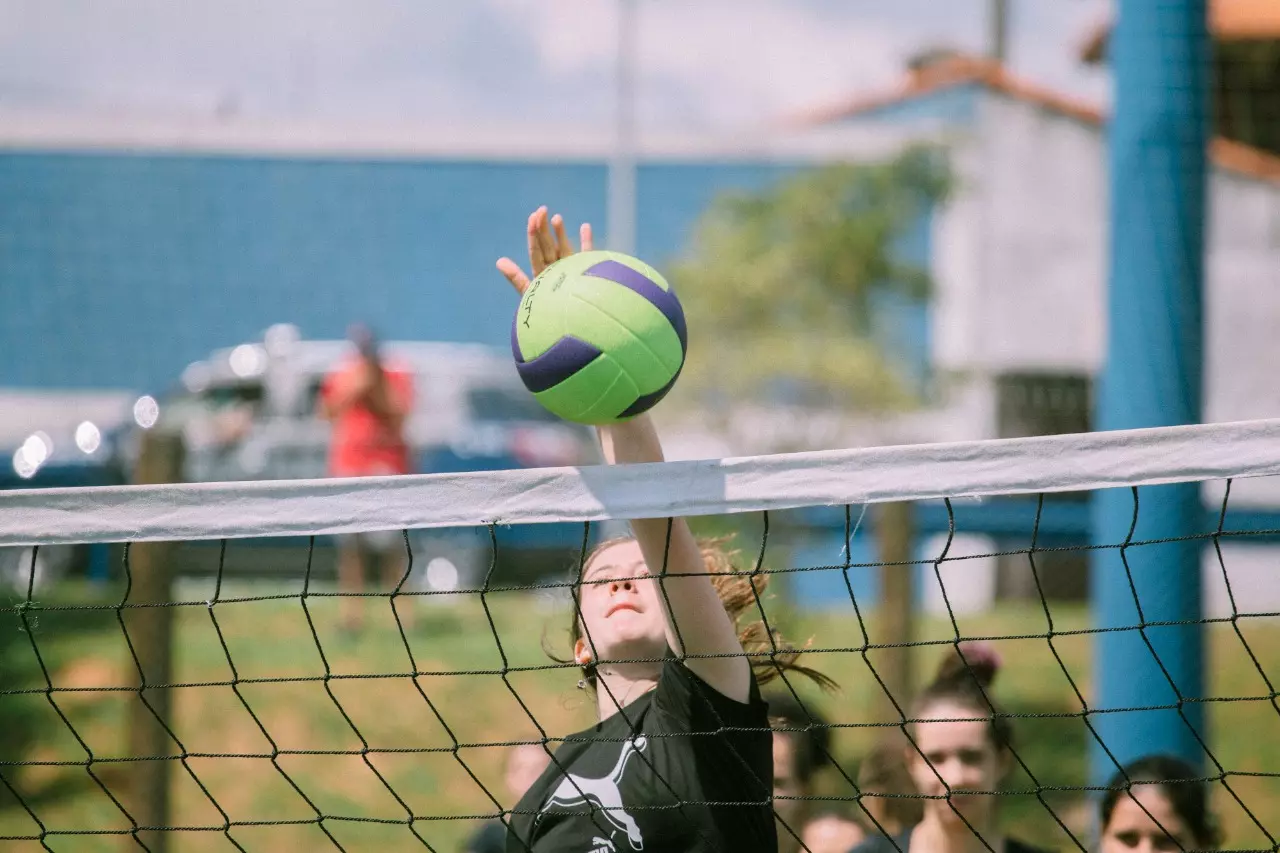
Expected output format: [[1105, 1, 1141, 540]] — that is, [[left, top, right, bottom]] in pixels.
[[494, 207, 830, 853]]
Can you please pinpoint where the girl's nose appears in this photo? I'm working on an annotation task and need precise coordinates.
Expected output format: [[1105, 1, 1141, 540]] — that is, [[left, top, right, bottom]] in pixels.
[[937, 759, 971, 790]]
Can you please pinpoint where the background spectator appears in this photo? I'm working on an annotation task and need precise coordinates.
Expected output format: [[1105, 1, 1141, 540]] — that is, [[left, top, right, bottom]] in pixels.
[[319, 323, 415, 634], [1099, 755, 1221, 852], [851, 642, 1054, 853]]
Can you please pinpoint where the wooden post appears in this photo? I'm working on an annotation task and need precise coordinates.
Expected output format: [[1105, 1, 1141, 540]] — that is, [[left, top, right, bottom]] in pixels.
[[122, 430, 184, 853], [876, 502, 915, 728]]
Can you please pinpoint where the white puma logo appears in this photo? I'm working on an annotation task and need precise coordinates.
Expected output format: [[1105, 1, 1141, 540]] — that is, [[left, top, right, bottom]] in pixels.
[[540, 735, 649, 850]]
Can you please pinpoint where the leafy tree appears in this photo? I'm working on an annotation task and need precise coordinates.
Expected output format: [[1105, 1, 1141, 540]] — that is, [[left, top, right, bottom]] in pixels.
[[1215, 41, 1280, 156], [668, 145, 952, 414]]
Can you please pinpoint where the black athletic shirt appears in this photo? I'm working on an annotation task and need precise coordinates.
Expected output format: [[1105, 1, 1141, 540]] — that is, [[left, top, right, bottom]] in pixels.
[[506, 660, 774, 853], [850, 827, 1055, 853]]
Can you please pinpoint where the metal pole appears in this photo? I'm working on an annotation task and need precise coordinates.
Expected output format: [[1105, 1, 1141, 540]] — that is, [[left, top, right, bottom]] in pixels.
[[607, 0, 637, 256], [1091, 0, 1210, 784], [990, 0, 1009, 64]]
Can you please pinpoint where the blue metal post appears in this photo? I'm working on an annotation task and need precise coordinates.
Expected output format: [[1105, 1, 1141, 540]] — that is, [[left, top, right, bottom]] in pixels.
[[87, 542, 111, 584], [1091, 0, 1210, 784]]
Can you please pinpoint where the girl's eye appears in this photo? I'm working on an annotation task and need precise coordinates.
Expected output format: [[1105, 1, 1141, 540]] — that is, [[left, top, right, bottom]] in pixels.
[[1113, 831, 1140, 849]]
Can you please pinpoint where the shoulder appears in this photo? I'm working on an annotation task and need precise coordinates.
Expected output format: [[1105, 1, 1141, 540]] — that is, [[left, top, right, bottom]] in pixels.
[[324, 358, 358, 381], [464, 819, 507, 853], [1007, 840, 1056, 853], [850, 827, 915, 853], [849, 833, 905, 853], [382, 358, 414, 379], [655, 659, 766, 724], [671, 659, 765, 716]]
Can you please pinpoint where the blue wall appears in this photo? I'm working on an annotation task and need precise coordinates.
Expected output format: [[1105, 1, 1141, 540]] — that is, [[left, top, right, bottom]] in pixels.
[[0, 151, 932, 394], [0, 152, 605, 391]]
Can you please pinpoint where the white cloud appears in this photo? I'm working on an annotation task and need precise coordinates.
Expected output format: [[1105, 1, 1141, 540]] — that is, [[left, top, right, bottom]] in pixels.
[[488, 0, 972, 127], [1013, 0, 1112, 105], [0, 0, 1109, 127], [634, 1, 907, 127]]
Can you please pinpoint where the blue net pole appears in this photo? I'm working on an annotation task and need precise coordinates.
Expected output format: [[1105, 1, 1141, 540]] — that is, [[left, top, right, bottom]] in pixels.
[[1091, 0, 1211, 783]]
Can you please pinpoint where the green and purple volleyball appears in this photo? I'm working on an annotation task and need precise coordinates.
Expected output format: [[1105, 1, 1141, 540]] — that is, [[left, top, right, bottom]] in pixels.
[[511, 250, 687, 424]]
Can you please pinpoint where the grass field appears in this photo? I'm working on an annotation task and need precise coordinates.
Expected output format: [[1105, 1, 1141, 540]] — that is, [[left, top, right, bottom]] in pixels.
[[1, 573, 1278, 852]]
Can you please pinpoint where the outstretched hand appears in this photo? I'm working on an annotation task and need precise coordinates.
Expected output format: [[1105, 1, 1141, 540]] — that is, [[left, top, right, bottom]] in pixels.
[[496, 206, 594, 295]]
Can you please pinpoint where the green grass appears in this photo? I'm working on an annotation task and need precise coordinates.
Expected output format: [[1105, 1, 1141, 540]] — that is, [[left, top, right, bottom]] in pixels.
[[1, 581, 1278, 852]]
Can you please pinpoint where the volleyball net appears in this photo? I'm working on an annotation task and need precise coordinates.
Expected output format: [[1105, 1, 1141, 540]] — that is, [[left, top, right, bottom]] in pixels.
[[2, 419, 1280, 852]]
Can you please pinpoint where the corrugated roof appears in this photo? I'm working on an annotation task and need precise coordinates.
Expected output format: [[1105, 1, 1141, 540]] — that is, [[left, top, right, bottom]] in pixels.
[[794, 53, 1280, 185]]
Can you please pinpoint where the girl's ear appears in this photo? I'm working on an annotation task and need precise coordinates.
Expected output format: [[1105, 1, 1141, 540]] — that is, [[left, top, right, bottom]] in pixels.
[[574, 637, 592, 666], [996, 744, 1014, 779]]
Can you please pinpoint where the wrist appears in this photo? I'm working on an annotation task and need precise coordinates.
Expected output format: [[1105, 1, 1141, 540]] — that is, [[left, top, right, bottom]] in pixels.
[[596, 415, 664, 465]]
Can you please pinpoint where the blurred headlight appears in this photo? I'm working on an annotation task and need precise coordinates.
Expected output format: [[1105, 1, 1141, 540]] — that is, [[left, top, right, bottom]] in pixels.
[[229, 344, 267, 378], [13, 447, 37, 479], [182, 362, 211, 393], [134, 395, 160, 429], [75, 421, 102, 454], [22, 433, 52, 467]]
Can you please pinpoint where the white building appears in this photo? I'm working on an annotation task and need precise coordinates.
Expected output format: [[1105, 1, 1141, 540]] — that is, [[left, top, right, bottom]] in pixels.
[[801, 53, 1280, 616]]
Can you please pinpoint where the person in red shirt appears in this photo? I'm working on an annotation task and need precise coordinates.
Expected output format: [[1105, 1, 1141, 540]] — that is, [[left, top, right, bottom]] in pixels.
[[319, 324, 415, 634]]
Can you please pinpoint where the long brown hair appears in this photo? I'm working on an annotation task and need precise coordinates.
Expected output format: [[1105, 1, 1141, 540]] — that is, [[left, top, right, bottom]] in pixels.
[[559, 535, 835, 693]]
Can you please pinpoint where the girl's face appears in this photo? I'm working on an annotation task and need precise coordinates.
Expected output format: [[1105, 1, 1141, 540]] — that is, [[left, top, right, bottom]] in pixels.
[[772, 732, 806, 831], [574, 540, 668, 668], [1101, 787, 1197, 853], [906, 700, 1008, 828]]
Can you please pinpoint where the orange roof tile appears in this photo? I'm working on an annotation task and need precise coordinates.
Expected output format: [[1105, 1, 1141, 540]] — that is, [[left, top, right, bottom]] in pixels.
[[799, 54, 1104, 127], [791, 53, 1280, 185], [1082, 0, 1280, 63]]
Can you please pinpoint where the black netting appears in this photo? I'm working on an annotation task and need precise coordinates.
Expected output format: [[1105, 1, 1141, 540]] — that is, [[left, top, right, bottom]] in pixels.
[[2, 476, 1278, 852]]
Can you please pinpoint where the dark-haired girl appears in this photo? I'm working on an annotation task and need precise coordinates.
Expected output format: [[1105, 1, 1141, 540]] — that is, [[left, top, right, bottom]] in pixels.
[[850, 642, 1053, 853], [1099, 755, 1220, 852]]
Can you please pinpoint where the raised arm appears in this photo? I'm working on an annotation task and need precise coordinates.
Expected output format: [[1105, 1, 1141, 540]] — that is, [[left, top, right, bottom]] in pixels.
[[597, 416, 751, 702], [319, 369, 367, 421], [318, 360, 410, 432], [497, 207, 751, 703]]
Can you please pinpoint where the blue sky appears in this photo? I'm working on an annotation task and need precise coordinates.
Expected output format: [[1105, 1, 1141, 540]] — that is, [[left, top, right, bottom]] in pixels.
[[0, 0, 1111, 129]]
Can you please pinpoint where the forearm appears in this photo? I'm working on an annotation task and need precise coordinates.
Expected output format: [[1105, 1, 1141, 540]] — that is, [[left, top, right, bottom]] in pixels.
[[367, 380, 411, 433], [598, 415, 710, 567], [599, 416, 748, 697], [598, 419, 693, 545], [599, 418, 700, 573], [597, 415, 665, 465], [324, 380, 367, 418]]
